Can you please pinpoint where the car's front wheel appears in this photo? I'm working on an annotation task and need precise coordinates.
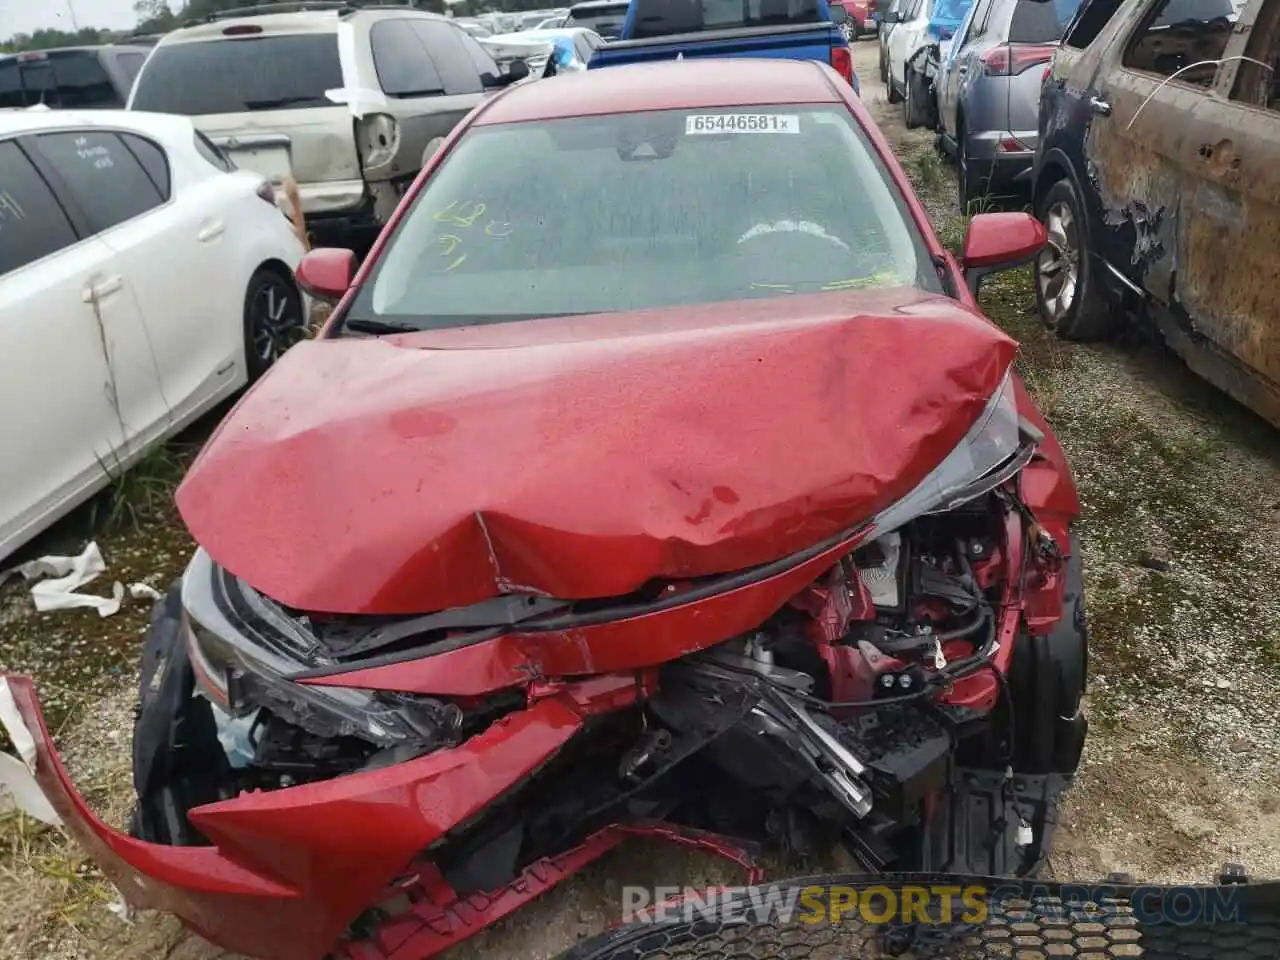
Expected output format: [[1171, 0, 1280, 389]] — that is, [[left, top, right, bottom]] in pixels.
[[1034, 177, 1114, 342], [903, 65, 931, 129], [244, 266, 307, 380]]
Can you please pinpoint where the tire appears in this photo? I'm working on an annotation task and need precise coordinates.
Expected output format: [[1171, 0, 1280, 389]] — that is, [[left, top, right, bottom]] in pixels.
[[903, 65, 930, 129], [1007, 530, 1089, 776], [878, 44, 888, 84], [243, 265, 307, 381], [887, 62, 903, 103], [1034, 176, 1115, 342]]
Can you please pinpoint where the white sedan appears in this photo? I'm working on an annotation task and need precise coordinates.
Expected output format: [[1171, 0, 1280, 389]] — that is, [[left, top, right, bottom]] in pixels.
[[0, 108, 309, 564], [481, 26, 607, 76]]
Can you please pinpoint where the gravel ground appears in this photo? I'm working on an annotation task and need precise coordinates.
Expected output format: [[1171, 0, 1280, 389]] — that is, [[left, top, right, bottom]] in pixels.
[[2, 40, 1279, 960]]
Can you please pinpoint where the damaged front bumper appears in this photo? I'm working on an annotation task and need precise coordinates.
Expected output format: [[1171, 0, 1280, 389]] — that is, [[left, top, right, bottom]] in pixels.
[[0, 670, 662, 960]]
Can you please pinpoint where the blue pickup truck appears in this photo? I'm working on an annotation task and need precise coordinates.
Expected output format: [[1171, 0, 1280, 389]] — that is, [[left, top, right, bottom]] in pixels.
[[586, 0, 860, 93]]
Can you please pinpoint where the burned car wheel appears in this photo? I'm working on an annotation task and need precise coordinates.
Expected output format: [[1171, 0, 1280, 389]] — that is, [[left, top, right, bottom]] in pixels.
[[1035, 178, 1113, 342]]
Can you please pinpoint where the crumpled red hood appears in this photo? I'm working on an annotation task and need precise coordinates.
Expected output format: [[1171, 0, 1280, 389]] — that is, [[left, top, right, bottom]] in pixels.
[[177, 289, 1016, 615]]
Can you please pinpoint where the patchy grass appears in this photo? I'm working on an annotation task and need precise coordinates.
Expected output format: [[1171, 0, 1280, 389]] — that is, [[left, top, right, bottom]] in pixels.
[[92, 442, 196, 536], [908, 149, 949, 194], [0, 679, 145, 959]]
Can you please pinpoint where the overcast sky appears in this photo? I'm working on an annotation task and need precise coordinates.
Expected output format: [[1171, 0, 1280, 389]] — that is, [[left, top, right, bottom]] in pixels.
[[1, 0, 170, 37]]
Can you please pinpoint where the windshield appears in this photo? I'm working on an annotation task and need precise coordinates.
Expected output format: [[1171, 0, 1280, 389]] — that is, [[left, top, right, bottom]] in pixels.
[[628, 0, 825, 37], [566, 5, 630, 34], [130, 34, 343, 115], [345, 106, 940, 333], [1008, 0, 1081, 42], [0, 52, 120, 109]]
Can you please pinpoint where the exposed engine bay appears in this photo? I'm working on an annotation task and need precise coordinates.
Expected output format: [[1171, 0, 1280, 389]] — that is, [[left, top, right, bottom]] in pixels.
[[134, 484, 1087, 947]]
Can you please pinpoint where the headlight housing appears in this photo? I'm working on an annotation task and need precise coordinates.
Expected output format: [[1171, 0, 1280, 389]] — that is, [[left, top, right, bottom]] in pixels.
[[865, 366, 1029, 537], [181, 549, 461, 749]]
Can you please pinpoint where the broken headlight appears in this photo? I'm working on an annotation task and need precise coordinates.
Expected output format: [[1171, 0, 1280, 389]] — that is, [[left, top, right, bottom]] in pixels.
[[180, 548, 461, 749], [866, 365, 1029, 536]]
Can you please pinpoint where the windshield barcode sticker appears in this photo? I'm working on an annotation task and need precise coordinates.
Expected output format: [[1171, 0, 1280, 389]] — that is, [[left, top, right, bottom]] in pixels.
[[685, 114, 799, 135]]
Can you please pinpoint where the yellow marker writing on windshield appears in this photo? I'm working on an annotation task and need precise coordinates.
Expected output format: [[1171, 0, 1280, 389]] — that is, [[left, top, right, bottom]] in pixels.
[[436, 234, 463, 255], [485, 220, 512, 238], [750, 282, 794, 292], [434, 199, 487, 228]]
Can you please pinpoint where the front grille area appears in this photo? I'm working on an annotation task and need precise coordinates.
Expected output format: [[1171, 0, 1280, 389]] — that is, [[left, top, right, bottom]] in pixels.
[[559, 875, 1280, 960]]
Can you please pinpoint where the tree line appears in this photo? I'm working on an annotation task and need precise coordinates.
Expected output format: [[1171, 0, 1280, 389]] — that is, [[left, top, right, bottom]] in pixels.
[[2, 0, 572, 52]]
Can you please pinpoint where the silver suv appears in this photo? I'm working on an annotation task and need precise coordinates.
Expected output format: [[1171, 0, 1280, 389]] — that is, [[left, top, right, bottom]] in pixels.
[[127, 1, 526, 248], [934, 0, 1080, 210]]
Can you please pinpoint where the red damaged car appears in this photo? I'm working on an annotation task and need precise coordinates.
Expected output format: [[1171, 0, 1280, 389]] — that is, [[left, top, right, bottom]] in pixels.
[[2, 59, 1088, 960]]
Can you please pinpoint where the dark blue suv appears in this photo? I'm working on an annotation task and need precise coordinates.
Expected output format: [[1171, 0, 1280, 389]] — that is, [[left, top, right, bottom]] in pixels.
[[1031, 0, 1280, 428]]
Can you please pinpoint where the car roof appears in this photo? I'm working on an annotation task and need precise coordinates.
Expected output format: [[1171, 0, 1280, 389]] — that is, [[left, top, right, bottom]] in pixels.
[[476, 59, 843, 126], [162, 6, 451, 44], [0, 107, 194, 141], [0, 45, 139, 59], [158, 10, 342, 42], [568, 0, 630, 10]]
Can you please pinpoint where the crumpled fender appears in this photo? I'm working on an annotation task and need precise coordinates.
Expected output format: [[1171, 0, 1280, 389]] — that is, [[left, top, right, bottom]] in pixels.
[[0, 674, 586, 960]]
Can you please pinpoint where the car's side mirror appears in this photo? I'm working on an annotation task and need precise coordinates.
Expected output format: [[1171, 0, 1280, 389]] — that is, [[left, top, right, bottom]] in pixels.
[[295, 248, 356, 303], [960, 212, 1047, 295], [830, 3, 851, 25], [507, 58, 531, 82]]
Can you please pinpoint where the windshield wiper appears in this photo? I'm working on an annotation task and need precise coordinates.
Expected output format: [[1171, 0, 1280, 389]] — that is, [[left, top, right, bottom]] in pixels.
[[243, 96, 326, 110], [343, 318, 424, 335]]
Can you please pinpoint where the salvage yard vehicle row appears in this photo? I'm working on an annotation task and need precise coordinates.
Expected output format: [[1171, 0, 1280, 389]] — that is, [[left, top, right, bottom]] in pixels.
[[0, 108, 307, 566], [4, 57, 1090, 960]]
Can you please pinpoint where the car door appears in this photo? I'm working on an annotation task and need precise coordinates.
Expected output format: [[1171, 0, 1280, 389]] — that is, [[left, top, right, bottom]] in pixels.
[[26, 128, 175, 449], [0, 139, 145, 559], [953, 0, 1010, 137], [1083, 0, 1236, 298], [889, 0, 923, 80], [59, 128, 245, 427], [1154, 0, 1280, 412], [940, 0, 989, 135], [368, 17, 493, 181]]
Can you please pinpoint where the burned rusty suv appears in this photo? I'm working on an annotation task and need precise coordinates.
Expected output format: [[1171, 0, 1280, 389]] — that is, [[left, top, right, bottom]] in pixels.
[[1032, 0, 1280, 428]]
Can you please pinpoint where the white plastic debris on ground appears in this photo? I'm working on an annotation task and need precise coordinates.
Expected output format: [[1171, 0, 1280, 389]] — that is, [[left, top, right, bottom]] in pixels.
[[0, 677, 62, 825], [0, 541, 161, 617]]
